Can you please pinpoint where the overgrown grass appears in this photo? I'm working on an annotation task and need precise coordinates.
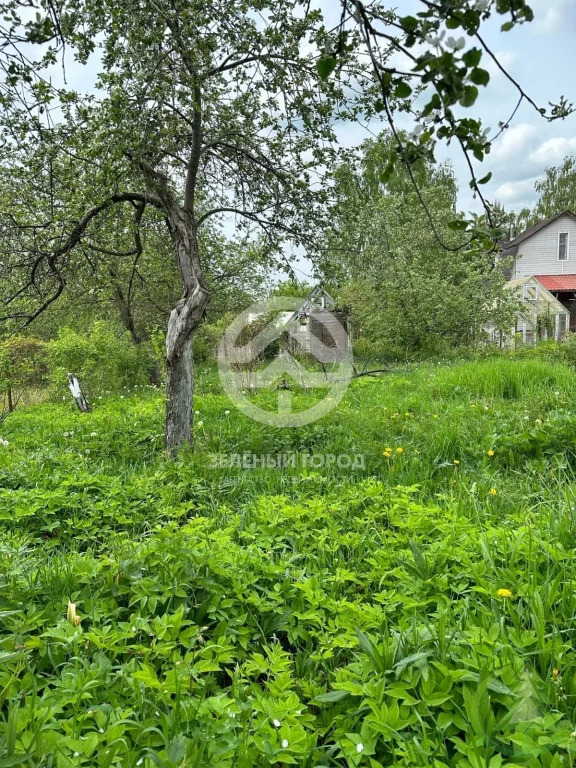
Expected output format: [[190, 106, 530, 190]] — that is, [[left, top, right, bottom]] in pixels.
[[1, 357, 576, 766]]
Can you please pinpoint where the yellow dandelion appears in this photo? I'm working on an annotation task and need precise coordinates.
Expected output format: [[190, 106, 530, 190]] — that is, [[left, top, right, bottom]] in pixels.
[[396, 446, 404, 454], [453, 460, 460, 465], [433, 414, 439, 419], [487, 449, 495, 457], [496, 588, 513, 599], [490, 487, 497, 496], [535, 418, 542, 425], [553, 668, 560, 679]]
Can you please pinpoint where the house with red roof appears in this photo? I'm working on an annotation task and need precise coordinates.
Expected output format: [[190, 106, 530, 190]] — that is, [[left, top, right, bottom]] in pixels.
[[498, 211, 576, 342]]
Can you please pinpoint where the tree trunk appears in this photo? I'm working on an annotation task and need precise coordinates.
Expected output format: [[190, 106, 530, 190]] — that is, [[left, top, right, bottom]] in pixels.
[[165, 328, 194, 450], [7, 387, 13, 413], [163, 235, 210, 455]]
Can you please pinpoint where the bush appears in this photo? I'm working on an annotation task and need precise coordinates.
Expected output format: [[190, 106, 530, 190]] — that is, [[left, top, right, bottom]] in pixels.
[[46, 322, 155, 398]]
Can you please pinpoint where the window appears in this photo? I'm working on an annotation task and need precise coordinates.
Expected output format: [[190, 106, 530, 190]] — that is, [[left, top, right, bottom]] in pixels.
[[558, 232, 569, 261], [523, 283, 539, 301], [557, 313, 568, 339]]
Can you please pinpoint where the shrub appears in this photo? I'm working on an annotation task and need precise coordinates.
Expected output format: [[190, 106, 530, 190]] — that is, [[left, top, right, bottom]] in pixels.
[[46, 322, 154, 398], [0, 335, 47, 411]]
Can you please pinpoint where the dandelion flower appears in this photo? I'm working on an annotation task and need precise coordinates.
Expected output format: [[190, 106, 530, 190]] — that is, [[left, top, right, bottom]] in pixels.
[[197, 421, 204, 428], [453, 460, 460, 465], [433, 414, 439, 419], [487, 449, 495, 456], [497, 588, 513, 599], [224, 410, 231, 415], [490, 487, 497, 496], [356, 743, 364, 753], [90, 431, 97, 437], [396, 446, 404, 454], [281, 739, 289, 748], [553, 668, 559, 679]]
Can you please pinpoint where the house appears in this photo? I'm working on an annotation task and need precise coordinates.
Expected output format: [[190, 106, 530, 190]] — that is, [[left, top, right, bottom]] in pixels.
[[492, 211, 576, 344], [243, 285, 351, 361], [501, 210, 576, 331]]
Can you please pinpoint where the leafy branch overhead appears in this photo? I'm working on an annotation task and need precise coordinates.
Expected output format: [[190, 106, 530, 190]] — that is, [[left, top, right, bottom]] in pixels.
[[318, 0, 573, 234]]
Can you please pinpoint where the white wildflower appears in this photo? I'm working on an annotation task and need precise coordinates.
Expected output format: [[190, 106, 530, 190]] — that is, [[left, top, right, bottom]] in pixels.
[[90, 432, 97, 437], [136, 760, 144, 767], [424, 29, 445, 46], [446, 36, 465, 50], [475, 0, 490, 11], [282, 739, 289, 749], [273, 719, 281, 728], [356, 743, 364, 753], [197, 421, 203, 427], [224, 410, 230, 415]]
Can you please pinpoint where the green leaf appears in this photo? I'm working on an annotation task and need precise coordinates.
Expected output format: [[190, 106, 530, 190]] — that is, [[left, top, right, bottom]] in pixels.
[[501, 21, 515, 32], [317, 56, 337, 79], [446, 17, 461, 29], [463, 47, 482, 67], [470, 68, 490, 86], [459, 85, 478, 108], [379, 160, 395, 184], [399, 16, 419, 32], [477, 172, 492, 185], [314, 689, 351, 703], [394, 81, 412, 99], [448, 219, 469, 231]]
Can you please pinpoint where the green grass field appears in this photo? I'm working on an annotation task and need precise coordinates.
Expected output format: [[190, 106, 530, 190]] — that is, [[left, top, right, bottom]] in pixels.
[[2, 357, 576, 766]]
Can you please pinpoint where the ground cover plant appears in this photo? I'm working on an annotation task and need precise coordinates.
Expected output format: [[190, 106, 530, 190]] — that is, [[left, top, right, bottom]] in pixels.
[[2, 356, 576, 766]]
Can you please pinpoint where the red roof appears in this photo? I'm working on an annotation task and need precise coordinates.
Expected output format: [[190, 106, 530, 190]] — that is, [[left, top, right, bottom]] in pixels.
[[535, 274, 576, 291]]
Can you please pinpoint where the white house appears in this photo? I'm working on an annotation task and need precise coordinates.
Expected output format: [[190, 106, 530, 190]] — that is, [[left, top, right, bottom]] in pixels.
[[501, 210, 576, 332], [495, 211, 576, 343]]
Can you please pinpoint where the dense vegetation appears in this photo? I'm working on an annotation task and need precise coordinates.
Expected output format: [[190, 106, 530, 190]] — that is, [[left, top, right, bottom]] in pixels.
[[1, 354, 576, 766]]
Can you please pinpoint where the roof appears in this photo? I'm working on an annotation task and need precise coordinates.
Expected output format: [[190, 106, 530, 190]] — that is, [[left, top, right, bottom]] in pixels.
[[535, 274, 576, 291], [500, 211, 576, 254], [505, 275, 569, 314]]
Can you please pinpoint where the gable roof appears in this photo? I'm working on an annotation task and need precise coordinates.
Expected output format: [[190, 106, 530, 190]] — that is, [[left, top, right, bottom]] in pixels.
[[535, 274, 576, 291], [506, 275, 569, 314], [501, 210, 576, 254]]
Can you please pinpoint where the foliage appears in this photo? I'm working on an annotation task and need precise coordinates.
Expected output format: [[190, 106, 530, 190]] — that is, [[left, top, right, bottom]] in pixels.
[[0, 335, 46, 411], [1, 358, 576, 763], [322, 134, 518, 356], [46, 322, 156, 398]]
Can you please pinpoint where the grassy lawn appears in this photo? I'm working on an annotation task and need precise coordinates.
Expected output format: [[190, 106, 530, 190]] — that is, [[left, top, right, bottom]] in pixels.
[[1, 357, 576, 766]]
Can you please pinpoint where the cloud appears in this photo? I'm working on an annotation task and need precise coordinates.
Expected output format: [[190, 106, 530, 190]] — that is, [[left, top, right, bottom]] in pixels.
[[489, 123, 541, 165], [529, 136, 576, 165], [493, 178, 538, 206], [531, 0, 576, 34]]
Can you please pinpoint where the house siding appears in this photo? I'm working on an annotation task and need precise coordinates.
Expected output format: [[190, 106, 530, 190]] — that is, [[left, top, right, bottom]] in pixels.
[[513, 214, 576, 277]]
